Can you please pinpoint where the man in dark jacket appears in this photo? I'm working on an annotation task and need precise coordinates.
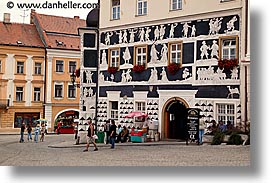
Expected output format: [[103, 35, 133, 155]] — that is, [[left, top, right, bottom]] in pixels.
[[109, 120, 117, 149]]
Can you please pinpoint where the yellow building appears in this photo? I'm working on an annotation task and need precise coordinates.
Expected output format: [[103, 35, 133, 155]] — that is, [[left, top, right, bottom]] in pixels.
[[31, 10, 86, 132], [0, 14, 45, 133]]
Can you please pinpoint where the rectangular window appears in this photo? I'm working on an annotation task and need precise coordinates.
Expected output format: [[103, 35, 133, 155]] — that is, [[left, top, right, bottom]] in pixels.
[[217, 104, 235, 124], [0, 60, 2, 72], [109, 49, 120, 68], [137, 0, 147, 16], [110, 101, 118, 119], [34, 62, 42, 75], [169, 42, 182, 64], [17, 61, 24, 74], [135, 46, 147, 66], [16, 87, 23, 101], [136, 102, 146, 112], [219, 36, 238, 60], [56, 60, 64, 72], [68, 85, 76, 98], [171, 0, 182, 10], [34, 87, 41, 102], [55, 84, 63, 98], [69, 61, 76, 73], [112, 0, 120, 20]]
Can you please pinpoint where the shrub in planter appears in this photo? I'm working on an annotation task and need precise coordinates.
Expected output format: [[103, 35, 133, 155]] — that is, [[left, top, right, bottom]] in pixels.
[[227, 133, 243, 145], [211, 131, 225, 145]]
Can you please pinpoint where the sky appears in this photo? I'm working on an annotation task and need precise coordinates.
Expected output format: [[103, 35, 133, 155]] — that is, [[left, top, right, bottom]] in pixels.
[[0, 0, 98, 23], [0, 0, 275, 182]]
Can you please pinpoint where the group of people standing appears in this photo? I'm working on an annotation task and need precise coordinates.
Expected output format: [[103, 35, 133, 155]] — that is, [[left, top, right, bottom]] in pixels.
[[83, 119, 130, 152], [19, 123, 46, 143]]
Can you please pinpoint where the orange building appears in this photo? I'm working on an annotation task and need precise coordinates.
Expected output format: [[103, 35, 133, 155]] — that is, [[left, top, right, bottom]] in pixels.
[[0, 13, 45, 133], [31, 10, 85, 132]]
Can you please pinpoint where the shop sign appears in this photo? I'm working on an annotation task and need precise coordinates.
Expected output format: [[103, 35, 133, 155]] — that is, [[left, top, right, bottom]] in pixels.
[[186, 108, 200, 145]]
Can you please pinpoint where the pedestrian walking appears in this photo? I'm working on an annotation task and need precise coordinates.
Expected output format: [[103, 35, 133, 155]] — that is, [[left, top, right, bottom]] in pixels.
[[27, 124, 32, 141], [40, 123, 46, 142], [19, 123, 26, 143], [74, 123, 78, 140], [104, 120, 111, 144], [198, 118, 206, 145], [109, 120, 117, 149], [34, 124, 40, 143], [83, 120, 98, 152]]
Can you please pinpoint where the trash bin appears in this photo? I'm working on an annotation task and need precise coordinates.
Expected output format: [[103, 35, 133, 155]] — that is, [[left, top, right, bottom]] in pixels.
[[96, 131, 105, 143]]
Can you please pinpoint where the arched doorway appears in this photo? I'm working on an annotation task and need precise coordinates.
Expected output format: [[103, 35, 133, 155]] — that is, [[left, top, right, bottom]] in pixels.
[[162, 97, 189, 140]]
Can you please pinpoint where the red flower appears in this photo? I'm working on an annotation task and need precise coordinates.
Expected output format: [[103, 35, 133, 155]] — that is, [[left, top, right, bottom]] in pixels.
[[133, 64, 146, 73], [108, 67, 118, 74], [218, 58, 238, 70], [168, 63, 181, 74]]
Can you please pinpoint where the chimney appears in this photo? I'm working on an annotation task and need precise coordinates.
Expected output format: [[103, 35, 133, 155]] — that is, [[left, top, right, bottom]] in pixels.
[[3, 13, 11, 23], [74, 16, 80, 19]]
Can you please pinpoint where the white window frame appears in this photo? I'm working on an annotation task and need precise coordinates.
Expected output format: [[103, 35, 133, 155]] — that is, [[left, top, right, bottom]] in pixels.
[[68, 84, 76, 99], [112, 0, 120, 20], [16, 87, 24, 101], [34, 87, 41, 102], [171, 0, 182, 10], [110, 101, 119, 120], [34, 62, 42, 75], [54, 83, 64, 98], [222, 39, 237, 59], [17, 61, 24, 74], [137, 0, 147, 16], [217, 103, 235, 125], [135, 46, 147, 66], [135, 101, 146, 112], [69, 61, 76, 74], [109, 48, 120, 68], [56, 60, 64, 73], [169, 42, 182, 64]]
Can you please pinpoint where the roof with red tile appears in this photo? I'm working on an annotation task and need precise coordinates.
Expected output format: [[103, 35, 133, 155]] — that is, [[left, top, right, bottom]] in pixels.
[[0, 22, 44, 47], [32, 11, 86, 50]]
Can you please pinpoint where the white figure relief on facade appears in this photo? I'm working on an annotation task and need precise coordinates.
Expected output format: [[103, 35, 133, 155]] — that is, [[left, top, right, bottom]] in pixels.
[[216, 68, 226, 80], [227, 86, 239, 98], [159, 25, 166, 40], [138, 28, 145, 42], [145, 27, 151, 42], [123, 46, 131, 65], [231, 67, 238, 80], [123, 30, 128, 43], [149, 67, 158, 83], [200, 41, 210, 60], [105, 32, 113, 45], [150, 44, 159, 63], [121, 70, 127, 83], [110, 74, 114, 82], [191, 25, 196, 37], [182, 22, 191, 38], [197, 66, 215, 81], [154, 26, 160, 41], [83, 87, 89, 98], [169, 23, 178, 38], [85, 70, 93, 83], [88, 87, 94, 97], [129, 28, 137, 43], [160, 43, 168, 63], [99, 72, 105, 83], [116, 30, 123, 44], [210, 40, 219, 59], [182, 68, 191, 80], [208, 17, 223, 35], [160, 67, 169, 82], [225, 16, 237, 33], [125, 69, 132, 82], [101, 50, 108, 66]]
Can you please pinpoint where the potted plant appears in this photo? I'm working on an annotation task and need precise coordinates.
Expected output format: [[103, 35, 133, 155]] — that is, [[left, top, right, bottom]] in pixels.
[[133, 64, 146, 73], [168, 62, 181, 74], [218, 58, 239, 71], [107, 67, 119, 74]]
